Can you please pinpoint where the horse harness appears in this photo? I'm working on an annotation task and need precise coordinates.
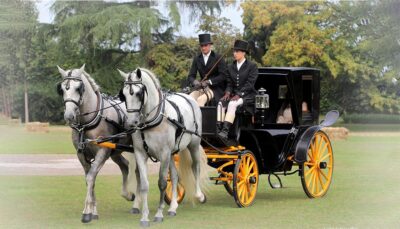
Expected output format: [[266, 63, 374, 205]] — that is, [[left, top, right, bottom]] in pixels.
[[121, 75, 199, 162], [58, 72, 128, 164]]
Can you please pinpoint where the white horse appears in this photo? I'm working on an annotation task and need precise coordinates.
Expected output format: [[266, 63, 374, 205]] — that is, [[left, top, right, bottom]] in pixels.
[[118, 68, 208, 227], [57, 64, 137, 223]]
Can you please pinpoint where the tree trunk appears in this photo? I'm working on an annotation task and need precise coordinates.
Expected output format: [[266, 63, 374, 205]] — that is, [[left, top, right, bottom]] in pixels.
[[1, 87, 8, 117], [24, 79, 29, 123]]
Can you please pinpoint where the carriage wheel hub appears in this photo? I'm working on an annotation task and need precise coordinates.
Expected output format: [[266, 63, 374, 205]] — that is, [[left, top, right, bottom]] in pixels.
[[319, 162, 327, 169]]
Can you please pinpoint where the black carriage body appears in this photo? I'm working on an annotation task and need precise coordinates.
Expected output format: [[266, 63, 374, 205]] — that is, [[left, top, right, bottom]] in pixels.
[[202, 67, 321, 174]]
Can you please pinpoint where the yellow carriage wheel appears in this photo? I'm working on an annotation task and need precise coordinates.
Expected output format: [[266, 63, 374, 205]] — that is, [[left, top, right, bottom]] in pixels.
[[164, 156, 185, 205], [233, 151, 259, 207], [301, 131, 334, 198]]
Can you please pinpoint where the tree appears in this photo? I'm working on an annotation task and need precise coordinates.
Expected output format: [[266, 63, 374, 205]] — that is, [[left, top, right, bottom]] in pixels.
[[0, 0, 37, 121], [198, 15, 242, 63], [241, 1, 400, 114], [146, 38, 198, 90]]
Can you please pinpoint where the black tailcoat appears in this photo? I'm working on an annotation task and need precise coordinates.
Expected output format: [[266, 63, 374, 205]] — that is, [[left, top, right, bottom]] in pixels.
[[187, 51, 227, 102], [226, 59, 258, 102]]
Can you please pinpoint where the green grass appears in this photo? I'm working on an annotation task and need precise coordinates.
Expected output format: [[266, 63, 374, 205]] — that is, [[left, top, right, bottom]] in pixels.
[[1, 135, 399, 228], [1, 123, 399, 155], [337, 123, 400, 132], [0, 125, 75, 154]]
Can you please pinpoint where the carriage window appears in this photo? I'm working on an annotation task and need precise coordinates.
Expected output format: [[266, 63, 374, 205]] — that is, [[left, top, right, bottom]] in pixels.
[[278, 85, 288, 99]]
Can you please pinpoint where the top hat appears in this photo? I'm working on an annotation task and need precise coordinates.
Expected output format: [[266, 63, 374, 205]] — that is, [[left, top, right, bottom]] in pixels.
[[233, 39, 248, 52], [198, 34, 213, 45]]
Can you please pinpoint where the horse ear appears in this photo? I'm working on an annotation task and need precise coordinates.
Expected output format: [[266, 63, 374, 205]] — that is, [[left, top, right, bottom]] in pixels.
[[117, 69, 128, 79], [77, 64, 85, 76], [57, 65, 67, 78], [136, 68, 142, 79]]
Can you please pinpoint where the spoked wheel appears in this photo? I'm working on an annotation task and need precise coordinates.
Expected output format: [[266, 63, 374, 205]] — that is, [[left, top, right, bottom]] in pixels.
[[301, 131, 334, 198], [233, 150, 259, 207], [165, 156, 185, 205]]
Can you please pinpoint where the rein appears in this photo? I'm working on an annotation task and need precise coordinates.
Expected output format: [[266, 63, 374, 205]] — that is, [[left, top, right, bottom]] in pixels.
[[79, 100, 124, 117]]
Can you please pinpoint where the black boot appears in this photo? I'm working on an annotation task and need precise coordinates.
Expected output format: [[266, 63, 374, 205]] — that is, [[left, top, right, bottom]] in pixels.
[[216, 121, 222, 132], [217, 121, 231, 140]]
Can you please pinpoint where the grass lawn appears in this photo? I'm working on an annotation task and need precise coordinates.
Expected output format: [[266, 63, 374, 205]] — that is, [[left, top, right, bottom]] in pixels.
[[1, 135, 399, 228], [0, 125, 75, 154], [337, 123, 400, 132]]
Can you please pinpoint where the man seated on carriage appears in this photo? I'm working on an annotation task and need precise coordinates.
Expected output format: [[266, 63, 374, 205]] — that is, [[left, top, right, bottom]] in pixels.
[[187, 33, 228, 106], [217, 39, 258, 142]]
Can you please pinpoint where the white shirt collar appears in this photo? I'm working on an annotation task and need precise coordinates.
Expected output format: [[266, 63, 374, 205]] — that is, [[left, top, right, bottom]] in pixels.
[[237, 58, 246, 70], [203, 51, 211, 65]]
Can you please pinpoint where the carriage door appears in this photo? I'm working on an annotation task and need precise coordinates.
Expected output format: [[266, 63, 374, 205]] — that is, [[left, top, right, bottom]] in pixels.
[[301, 74, 318, 125]]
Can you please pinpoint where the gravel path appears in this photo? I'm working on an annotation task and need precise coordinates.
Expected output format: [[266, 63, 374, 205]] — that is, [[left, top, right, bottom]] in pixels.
[[0, 154, 160, 176]]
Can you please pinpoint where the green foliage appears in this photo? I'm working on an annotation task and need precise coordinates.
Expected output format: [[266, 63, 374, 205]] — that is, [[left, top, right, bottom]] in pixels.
[[2, 0, 400, 123], [198, 15, 242, 63], [241, 1, 400, 114], [146, 38, 197, 90], [0, 0, 37, 119]]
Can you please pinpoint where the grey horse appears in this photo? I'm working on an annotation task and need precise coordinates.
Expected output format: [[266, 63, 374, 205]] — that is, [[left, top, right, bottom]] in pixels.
[[57, 65, 137, 223], [119, 68, 209, 227]]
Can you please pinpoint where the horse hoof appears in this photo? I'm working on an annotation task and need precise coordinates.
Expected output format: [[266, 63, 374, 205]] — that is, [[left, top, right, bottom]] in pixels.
[[154, 217, 163, 222], [199, 194, 207, 204], [92, 215, 99, 220], [167, 211, 176, 216], [81, 213, 92, 223], [130, 208, 140, 214], [140, 221, 150, 227], [130, 194, 136, 201]]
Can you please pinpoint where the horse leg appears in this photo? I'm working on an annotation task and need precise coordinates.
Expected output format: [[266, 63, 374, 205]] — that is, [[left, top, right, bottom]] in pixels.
[[131, 164, 141, 214], [111, 153, 135, 201], [135, 152, 150, 227], [81, 149, 109, 223], [154, 153, 171, 222], [77, 152, 99, 220], [167, 158, 179, 216], [187, 143, 206, 203]]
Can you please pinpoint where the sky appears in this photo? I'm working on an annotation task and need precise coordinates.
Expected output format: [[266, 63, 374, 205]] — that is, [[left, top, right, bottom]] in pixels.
[[35, 0, 245, 37]]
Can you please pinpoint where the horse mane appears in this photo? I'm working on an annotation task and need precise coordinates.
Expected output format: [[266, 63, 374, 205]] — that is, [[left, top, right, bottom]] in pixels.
[[139, 68, 161, 89], [82, 70, 100, 92]]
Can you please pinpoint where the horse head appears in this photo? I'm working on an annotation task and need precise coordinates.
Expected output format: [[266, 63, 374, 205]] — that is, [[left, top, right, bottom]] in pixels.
[[118, 68, 148, 128], [57, 64, 86, 124]]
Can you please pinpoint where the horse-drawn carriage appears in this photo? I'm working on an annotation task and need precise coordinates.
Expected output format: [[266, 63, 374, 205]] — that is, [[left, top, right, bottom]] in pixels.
[[166, 67, 338, 207], [57, 65, 337, 226]]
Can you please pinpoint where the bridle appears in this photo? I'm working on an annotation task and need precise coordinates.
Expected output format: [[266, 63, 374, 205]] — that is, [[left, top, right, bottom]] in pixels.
[[57, 70, 103, 128], [119, 70, 165, 131], [120, 73, 148, 114], [57, 71, 85, 107]]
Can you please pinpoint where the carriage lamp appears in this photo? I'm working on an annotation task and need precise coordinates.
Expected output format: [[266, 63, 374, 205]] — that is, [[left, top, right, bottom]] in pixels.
[[255, 87, 269, 109], [255, 88, 269, 127]]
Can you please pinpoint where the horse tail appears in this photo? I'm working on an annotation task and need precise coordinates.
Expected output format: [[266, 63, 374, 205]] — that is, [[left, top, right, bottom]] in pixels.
[[122, 152, 137, 197], [177, 145, 209, 203]]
